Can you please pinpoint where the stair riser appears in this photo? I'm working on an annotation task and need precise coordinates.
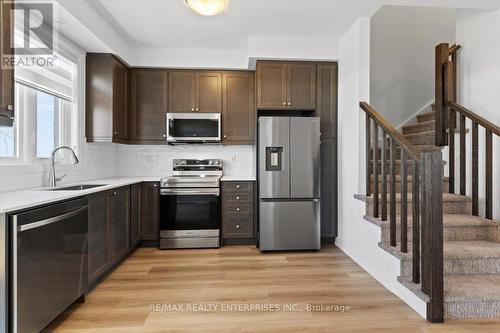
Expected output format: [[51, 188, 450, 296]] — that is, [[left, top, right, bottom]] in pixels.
[[402, 122, 435, 135], [366, 200, 472, 215], [369, 165, 414, 176], [370, 180, 449, 193], [401, 258, 500, 276], [380, 225, 495, 243], [405, 134, 435, 145], [417, 113, 435, 123], [445, 300, 500, 320]]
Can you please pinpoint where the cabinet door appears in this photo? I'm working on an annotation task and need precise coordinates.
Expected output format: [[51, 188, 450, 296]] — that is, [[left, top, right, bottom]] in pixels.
[[168, 71, 196, 113], [316, 64, 338, 139], [109, 187, 130, 263], [0, 0, 14, 125], [222, 72, 255, 144], [88, 191, 110, 284], [130, 69, 168, 142], [196, 72, 222, 113], [130, 183, 141, 248], [256, 62, 287, 109], [320, 139, 337, 238], [287, 63, 316, 110], [112, 59, 129, 141], [141, 182, 159, 241]]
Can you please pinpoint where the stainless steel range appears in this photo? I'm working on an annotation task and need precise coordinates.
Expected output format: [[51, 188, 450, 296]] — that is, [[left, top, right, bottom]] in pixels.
[[159, 159, 223, 249]]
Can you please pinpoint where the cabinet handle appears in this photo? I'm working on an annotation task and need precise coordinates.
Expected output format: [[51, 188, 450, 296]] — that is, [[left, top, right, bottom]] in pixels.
[[236, 196, 240, 200], [287, 102, 291, 106], [163, 134, 167, 138], [114, 131, 118, 135], [282, 102, 286, 106], [236, 208, 240, 212], [196, 108, 200, 112], [236, 224, 240, 229], [153, 184, 157, 188], [191, 108, 195, 112], [236, 185, 240, 189], [223, 135, 227, 138], [7, 105, 14, 111]]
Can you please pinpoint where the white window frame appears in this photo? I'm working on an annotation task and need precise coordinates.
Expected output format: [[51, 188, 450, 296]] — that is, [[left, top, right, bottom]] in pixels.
[[0, 34, 85, 166]]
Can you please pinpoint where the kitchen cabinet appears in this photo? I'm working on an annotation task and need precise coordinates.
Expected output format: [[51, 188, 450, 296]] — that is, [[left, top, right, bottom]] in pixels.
[[320, 138, 337, 239], [130, 183, 141, 248], [221, 181, 255, 241], [169, 71, 222, 113], [86, 54, 129, 143], [88, 186, 131, 285], [315, 63, 338, 139], [222, 71, 255, 144], [256, 61, 316, 110], [130, 69, 168, 143], [141, 182, 159, 242], [109, 187, 130, 262], [88, 191, 110, 284], [0, 0, 14, 126]]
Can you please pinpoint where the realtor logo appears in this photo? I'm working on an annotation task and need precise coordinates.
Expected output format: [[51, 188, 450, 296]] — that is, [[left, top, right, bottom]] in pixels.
[[12, 1, 54, 55]]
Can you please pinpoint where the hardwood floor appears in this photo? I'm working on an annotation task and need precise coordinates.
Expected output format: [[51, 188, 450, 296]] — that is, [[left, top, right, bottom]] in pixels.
[[47, 246, 500, 333]]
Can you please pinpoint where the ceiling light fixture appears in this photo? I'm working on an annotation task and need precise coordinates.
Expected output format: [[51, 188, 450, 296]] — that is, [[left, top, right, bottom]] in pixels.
[[185, 0, 228, 16]]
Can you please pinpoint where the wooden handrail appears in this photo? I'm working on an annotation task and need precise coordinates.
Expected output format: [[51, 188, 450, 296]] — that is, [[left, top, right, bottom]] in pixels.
[[448, 102, 500, 136], [360, 102, 421, 161], [448, 44, 461, 55]]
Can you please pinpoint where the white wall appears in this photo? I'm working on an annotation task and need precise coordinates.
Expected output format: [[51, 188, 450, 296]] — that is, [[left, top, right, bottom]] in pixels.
[[455, 8, 500, 220], [335, 17, 426, 318], [370, 6, 456, 127]]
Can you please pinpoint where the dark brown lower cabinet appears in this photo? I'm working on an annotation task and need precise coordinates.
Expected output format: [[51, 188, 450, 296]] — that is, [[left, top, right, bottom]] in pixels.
[[140, 182, 159, 241], [320, 139, 337, 239], [130, 183, 141, 248], [88, 186, 131, 286], [221, 181, 255, 242], [88, 191, 110, 284]]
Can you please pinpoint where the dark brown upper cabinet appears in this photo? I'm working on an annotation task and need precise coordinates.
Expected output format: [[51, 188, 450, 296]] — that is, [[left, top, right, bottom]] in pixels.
[[256, 61, 316, 110], [168, 71, 222, 113], [315, 63, 338, 139], [86, 54, 129, 143], [222, 71, 255, 144], [130, 69, 168, 143], [0, 0, 14, 126]]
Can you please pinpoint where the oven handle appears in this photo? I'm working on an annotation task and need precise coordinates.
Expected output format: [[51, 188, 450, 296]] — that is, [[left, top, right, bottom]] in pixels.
[[160, 188, 220, 196]]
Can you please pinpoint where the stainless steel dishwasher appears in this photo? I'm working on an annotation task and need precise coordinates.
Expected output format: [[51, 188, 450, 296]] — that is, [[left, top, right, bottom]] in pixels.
[[11, 198, 88, 333]]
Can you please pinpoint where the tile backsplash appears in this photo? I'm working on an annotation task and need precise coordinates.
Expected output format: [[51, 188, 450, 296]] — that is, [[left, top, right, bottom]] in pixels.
[[0, 143, 255, 193], [116, 144, 255, 178]]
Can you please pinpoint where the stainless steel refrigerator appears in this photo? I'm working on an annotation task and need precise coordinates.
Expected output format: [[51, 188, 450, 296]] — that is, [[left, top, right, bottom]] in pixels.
[[258, 116, 321, 251]]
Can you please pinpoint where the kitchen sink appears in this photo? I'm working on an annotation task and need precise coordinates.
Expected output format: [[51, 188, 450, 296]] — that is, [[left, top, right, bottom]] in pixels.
[[46, 184, 108, 191]]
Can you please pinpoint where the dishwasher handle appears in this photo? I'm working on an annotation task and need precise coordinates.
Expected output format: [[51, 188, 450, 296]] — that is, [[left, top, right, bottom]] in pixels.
[[16, 206, 88, 232]]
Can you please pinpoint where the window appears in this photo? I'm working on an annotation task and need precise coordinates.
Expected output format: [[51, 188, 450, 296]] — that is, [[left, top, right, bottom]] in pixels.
[[0, 120, 16, 158]]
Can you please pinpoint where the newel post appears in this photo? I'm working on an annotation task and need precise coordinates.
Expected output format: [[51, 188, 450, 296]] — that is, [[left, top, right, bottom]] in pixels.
[[420, 150, 444, 323], [435, 43, 449, 147]]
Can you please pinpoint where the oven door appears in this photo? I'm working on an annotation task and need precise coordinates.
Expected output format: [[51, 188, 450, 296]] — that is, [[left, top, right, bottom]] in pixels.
[[160, 188, 220, 234], [166, 113, 221, 143]]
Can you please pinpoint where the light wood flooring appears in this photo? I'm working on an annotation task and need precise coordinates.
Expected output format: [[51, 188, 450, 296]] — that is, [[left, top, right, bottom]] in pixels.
[[47, 246, 500, 333]]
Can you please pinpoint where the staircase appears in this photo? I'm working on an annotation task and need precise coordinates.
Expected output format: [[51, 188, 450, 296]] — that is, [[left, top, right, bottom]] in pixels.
[[359, 105, 500, 320]]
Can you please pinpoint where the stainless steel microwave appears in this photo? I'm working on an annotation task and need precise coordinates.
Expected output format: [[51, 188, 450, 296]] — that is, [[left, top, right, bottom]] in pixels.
[[166, 113, 221, 143]]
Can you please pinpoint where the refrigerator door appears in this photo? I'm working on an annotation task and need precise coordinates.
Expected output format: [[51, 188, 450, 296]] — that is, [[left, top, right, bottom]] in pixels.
[[259, 200, 321, 251], [290, 117, 321, 198], [259, 117, 290, 199]]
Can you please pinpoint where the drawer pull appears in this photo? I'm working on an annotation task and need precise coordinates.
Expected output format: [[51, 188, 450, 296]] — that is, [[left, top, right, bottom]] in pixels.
[[236, 208, 240, 212], [236, 185, 240, 189], [236, 224, 240, 229], [236, 196, 240, 200]]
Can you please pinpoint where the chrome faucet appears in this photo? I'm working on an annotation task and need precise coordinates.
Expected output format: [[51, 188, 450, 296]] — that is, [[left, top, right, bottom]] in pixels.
[[50, 146, 79, 187]]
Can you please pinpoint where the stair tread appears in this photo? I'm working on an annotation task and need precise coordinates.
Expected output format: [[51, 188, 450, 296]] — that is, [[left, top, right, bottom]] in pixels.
[[444, 274, 500, 302], [403, 130, 435, 138], [366, 213, 499, 228], [402, 120, 435, 129], [370, 174, 450, 181]]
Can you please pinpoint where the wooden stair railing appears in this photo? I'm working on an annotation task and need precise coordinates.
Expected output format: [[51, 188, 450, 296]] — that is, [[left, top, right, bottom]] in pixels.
[[360, 101, 444, 323], [435, 42, 500, 219]]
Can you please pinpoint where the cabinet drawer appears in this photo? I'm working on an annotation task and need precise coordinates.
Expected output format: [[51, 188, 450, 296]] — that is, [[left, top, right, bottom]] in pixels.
[[222, 193, 253, 205], [223, 220, 253, 238], [222, 204, 253, 217], [222, 182, 253, 193]]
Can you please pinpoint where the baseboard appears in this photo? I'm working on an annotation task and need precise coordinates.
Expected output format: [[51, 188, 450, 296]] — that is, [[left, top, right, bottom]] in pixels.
[[222, 238, 257, 246], [140, 240, 159, 248]]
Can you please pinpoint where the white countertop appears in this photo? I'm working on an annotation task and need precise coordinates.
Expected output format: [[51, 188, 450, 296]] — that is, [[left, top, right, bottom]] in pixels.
[[221, 176, 256, 181], [0, 177, 162, 214]]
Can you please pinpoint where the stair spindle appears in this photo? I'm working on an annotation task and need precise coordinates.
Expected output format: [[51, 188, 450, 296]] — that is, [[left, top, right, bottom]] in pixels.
[[412, 160, 420, 284], [381, 130, 388, 221], [366, 115, 371, 196], [472, 122, 479, 216], [485, 129, 493, 219], [460, 114, 466, 195], [373, 124, 379, 218], [448, 109, 456, 193], [400, 150, 408, 253], [390, 138, 397, 247]]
